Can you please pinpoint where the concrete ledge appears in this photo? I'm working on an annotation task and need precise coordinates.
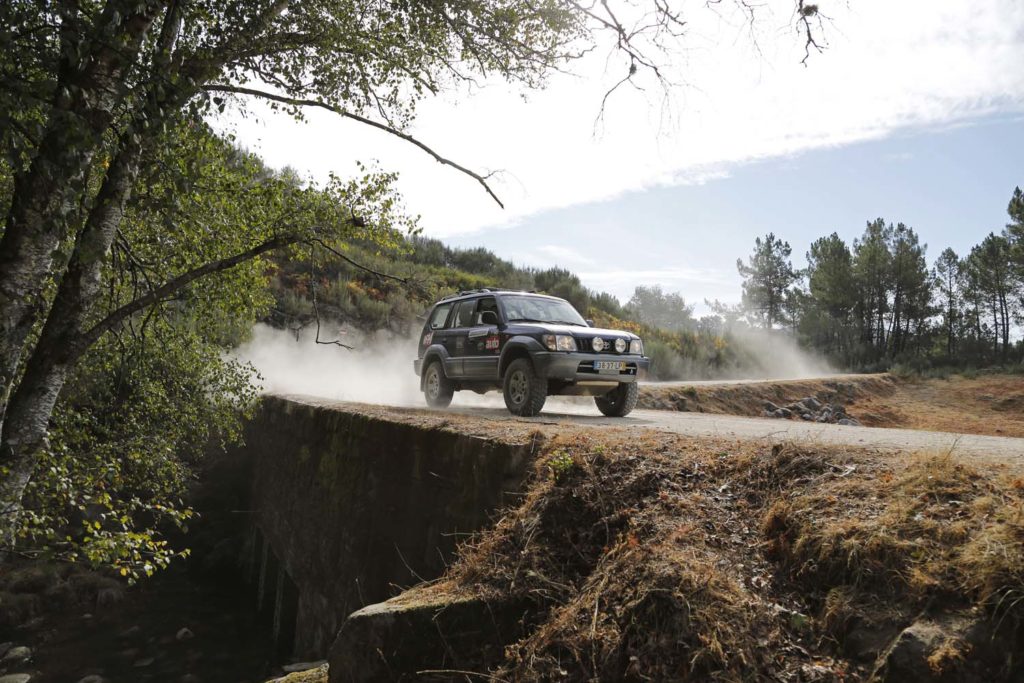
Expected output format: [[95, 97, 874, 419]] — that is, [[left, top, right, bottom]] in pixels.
[[329, 586, 530, 683]]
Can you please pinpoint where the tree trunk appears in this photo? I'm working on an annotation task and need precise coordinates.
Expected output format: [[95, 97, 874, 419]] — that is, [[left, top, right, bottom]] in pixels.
[[0, 1, 162, 428]]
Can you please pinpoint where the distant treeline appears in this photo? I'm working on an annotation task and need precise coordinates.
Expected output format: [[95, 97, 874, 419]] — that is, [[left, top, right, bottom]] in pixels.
[[269, 186, 1024, 375], [730, 187, 1024, 371], [269, 236, 764, 379]]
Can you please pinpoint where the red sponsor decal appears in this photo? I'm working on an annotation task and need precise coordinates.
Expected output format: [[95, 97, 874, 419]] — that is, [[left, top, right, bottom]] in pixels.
[[422, 331, 433, 346], [485, 334, 500, 351]]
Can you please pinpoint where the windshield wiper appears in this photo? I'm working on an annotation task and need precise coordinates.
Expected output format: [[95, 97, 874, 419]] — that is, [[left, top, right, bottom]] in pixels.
[[508, 317, 550, 323]]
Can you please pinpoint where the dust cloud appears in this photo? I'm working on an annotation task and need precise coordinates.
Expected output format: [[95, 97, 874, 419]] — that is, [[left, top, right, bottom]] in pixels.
[[231, 323, 839, 410], [728, 327, 836, 380], [232, 323, 423, 406]]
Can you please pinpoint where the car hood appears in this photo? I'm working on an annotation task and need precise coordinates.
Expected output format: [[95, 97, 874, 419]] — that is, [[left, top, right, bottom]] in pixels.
[[513, 322, 639, 339]]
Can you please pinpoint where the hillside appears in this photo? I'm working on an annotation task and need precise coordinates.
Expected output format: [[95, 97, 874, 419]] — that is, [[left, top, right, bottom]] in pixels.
[[265, 237, 809, 381]]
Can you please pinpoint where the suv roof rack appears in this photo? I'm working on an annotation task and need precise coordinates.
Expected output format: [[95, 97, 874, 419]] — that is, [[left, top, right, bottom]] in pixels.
[[439, 287, 511, 301]]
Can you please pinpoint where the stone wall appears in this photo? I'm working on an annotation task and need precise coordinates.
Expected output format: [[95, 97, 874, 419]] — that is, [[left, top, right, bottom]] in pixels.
[[241, 396, 534, 658]]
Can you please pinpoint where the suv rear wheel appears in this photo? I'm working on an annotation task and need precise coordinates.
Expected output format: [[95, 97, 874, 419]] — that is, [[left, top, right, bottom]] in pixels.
[[423, 361, 454, 408], [503, 358, 547, 416], [595, 382, 638, 417]]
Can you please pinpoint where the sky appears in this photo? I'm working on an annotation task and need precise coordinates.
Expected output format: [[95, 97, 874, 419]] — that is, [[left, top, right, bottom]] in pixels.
[[225, 0, 1024, 315]]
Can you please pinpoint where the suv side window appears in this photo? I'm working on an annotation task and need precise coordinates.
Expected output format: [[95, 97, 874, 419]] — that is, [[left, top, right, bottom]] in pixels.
[[428, 304, 452, 329], [474, 297, 498, 325], [451, 299, 477, 328]]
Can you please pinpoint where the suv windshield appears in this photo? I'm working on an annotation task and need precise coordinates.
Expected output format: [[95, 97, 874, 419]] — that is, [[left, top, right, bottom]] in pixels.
[[502, 295, 588, 326]]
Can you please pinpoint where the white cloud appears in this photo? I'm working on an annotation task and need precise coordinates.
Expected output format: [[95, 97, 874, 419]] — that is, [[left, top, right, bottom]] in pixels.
[[225, 0, 1024, 238], [534, 245, 597, 268]]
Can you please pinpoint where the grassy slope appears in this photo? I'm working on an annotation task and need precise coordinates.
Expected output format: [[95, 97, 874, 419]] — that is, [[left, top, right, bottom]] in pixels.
[[639, 373, 1024, 439], [851, 374, 1024, 438], [424, 434, 1024, 681], [639, 374, 896, 415]]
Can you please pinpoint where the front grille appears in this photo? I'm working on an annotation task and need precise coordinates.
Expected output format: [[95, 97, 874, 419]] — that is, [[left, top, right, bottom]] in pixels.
[[580, 337, 626, 354]]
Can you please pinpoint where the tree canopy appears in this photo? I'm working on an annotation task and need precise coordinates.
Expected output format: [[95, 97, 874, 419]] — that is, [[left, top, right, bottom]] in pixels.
[[0, 0, 826, 564]]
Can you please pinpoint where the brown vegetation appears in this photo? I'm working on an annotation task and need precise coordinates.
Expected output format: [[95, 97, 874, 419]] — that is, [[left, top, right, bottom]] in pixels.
[[850, 374, 1024, 438], [638, 374, 897, 417], [417, 432, 1024, 681], [640, 373, 1024, 439]]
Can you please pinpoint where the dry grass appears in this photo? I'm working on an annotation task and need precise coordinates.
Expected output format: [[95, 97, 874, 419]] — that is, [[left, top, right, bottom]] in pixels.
[[639, 374, 896, 417], [763, 448, 1024, 638], [414, 435, 1024, 681], [639, 373, 1024, 440], [851, 374, 1024, 438]]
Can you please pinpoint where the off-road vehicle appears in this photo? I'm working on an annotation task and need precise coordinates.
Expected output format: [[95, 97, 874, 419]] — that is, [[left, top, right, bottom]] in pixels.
[[414, 289, 649, 417]]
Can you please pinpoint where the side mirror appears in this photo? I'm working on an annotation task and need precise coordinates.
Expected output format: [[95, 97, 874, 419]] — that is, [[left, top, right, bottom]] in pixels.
[[585, 319, 594, 327], [481, 310, 499, 326]]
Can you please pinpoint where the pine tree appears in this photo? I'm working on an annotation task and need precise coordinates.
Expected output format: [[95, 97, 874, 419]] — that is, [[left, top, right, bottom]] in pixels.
[[736, 233, 799, 329], [933, 248, 961, 358]]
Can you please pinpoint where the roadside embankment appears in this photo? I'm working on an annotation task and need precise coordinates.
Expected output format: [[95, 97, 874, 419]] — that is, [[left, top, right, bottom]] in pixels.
[[638, 373, 897, 418], [328, 429, 1024, 682]]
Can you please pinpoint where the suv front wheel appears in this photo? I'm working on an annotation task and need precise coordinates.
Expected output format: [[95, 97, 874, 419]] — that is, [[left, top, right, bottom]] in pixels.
[[595, 382, 638, 417], [503, 358, 547, 417], [423, 361, 454, 408]]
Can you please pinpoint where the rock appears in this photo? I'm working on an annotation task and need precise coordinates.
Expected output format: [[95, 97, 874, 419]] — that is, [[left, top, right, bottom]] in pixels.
[[118, 625, 142, 640], [175, 627, 194, 642], [874, 619, 946, 680], [76, 676, 109, 683], [838, 418, 860, 427], [1, 646, 31, 665], [801, 413, 813, 421], [179, 674, 201, 683], [0, 644, 10, 659], [763, 400, 780, 412], [133, 657, 155, 668], [282, 661, 327, 673], [0, 674, 32, 683], [803, 396, 823, 411], [779, 408, 793, 418]]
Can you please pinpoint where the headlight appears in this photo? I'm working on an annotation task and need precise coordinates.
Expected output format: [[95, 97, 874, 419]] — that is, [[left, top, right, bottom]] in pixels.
[[614, 338, 627, 353], [591, 337, 605, 352], [543, 334, 577, 352], [629, 339, 644, 355]]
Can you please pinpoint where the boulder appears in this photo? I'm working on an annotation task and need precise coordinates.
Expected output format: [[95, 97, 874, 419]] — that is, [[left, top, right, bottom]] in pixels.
[[0, 646, 30, 665], [874, 619, 946, 680], [282, 661, 327, 673], [0, 674, 32, 683], [329, 589, 530, 683], [803, 396, 823, 411]]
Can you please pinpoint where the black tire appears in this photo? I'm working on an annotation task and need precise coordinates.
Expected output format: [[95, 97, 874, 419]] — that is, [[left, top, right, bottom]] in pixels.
[[503, 358, 547, 417], [595, 381, 638, 417], [423, 360, 454, 408]]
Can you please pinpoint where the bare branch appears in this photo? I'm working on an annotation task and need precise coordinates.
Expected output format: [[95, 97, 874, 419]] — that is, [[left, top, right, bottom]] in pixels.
[[80, 234, 303, 354], [203, 84, 505, 208]]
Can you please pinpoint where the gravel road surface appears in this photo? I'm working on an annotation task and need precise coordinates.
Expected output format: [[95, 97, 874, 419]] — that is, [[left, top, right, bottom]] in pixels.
[[446, 403, 1024, 466]]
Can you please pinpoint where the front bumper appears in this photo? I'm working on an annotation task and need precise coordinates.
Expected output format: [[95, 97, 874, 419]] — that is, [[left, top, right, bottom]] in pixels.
[[532, 351, 649, 383]]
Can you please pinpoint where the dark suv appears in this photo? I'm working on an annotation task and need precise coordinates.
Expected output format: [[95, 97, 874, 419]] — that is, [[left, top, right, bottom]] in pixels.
[[414, 289, 649, 417]]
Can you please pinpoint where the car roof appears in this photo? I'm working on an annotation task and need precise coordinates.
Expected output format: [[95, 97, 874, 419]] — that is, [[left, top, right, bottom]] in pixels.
[[435, 289, 563, 305]]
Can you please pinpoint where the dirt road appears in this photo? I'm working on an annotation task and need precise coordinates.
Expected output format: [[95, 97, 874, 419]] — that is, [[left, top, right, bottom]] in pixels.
[[446, 402, 1024, 466]]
